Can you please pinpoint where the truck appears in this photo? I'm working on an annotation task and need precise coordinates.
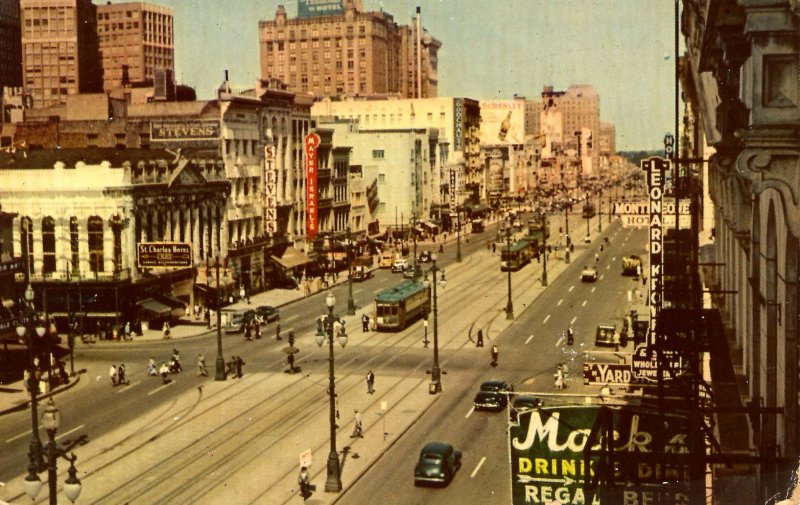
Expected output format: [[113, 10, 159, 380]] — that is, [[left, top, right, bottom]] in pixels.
[[621, 255, 642, 276]]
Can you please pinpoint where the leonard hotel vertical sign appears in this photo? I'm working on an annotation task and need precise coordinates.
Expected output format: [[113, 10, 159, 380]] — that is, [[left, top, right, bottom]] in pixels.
[[304, 132, 321, 240], [641, 156, 669, 343]]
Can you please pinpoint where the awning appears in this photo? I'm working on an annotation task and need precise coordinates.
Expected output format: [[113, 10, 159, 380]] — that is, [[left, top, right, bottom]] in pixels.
[[136, 298, 171, 316], [272, 248, 312, 269]]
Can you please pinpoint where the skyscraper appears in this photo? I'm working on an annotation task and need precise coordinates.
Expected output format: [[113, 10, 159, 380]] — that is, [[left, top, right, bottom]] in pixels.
[[20, 0, 102, 108], [96, 1, 174, 92], [0, 0, 22, 90], [258, 0, 440, 99]]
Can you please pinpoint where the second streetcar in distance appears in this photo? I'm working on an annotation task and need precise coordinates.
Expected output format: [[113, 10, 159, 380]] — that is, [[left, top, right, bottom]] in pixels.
[[374, 279, 431, 331]]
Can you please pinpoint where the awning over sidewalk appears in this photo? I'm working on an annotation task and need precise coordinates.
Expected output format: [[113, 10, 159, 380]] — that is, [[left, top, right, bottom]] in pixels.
[[137, 298, 171, 316], [272, 248, 312, 269]]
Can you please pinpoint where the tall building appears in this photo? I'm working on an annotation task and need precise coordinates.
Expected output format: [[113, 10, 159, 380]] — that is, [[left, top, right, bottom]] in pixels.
[[258, 0, 440, 99], [96, 1, 174, 92], [20, 0, 102, 108], [0, 0, 22, 90]]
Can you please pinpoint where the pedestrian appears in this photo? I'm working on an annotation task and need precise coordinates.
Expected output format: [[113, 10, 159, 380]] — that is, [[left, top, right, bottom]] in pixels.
[[595, 252, 600, 263], [245, 323, 253, 341], [276, 322, 282, 341], [476, 329, 484, 347], [159, 362, 170, 384], [554, 364, 565, 390], [366, 370, 375, 394], [298, 466, 311, 501], [491, 345, 499, 367], [492, 242, 496, 254], [124, 321, 131, 340], [197, 353, 208, 376], [194, 304, 200, 320], [109, 364, 118, 386], [642, 274, 647, 286], [148, 358, 158, 376], [162, 321, 171, 339], [567, 325, 574, 346], [351, 409, 363, 438], [235, 355, 245, 378], [117, 363, 127, 385], [361, 314, 369, 332]]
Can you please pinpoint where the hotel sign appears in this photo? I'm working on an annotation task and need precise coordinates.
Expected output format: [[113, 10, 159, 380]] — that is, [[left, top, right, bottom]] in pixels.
[[510, 406, 690, 504], [150, 120, 220, 141], [137, 242, 192, 268], [642, 157, 669, 343], [297, 0, 344, 17], [265, 145, 278, 236], [304, 133, 320, 240]]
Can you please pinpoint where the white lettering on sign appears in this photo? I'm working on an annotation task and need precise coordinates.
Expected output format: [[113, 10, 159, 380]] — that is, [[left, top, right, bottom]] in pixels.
[[264, 146, 279, 236]]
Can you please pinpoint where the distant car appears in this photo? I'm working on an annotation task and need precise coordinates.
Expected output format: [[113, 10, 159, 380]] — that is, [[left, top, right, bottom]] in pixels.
[[351, 265, 373, 282], [509, 395, 543, 423], [473, 380, 514, 411], [391, 258, 410, 273], [255, 305, 280, 324], [379, 252, 396, 269], [581, 266, 598, 282], [413, 442, 462, 486], [224, 309, 256, 334], [418, 250, 433, 263], [403, 265, 422, 279]]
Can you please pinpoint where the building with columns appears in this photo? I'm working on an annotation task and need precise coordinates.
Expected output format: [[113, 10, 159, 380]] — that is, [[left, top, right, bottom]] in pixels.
[[0, 148, 229, 329], [681, 0, 799, 502]]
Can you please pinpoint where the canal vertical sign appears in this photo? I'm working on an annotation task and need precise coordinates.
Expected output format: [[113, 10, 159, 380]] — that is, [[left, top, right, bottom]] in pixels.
[[509, 405, 691, 504]]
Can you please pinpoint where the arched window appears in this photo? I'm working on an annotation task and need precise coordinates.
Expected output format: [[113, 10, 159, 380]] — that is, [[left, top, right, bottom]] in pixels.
[[88, 216, 104, 273], [69, 217, 79, 271], [20, 217, 33, 275], [42, 217, 56, 274]]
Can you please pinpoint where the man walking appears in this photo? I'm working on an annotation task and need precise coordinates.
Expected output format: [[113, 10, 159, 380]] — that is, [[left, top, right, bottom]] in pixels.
[[235, 356, 245, 378], [109, 364, 118, 387], [476, 329, 484, 347], [276, 322, 282, 341], [350, 409, 363, 438], [491, 345, 499, 367], [361, 314, 369, 332], [366, 370, 375, 394]]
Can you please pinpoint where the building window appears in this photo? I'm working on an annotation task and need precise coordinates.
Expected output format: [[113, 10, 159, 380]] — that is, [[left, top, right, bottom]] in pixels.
[[378, 173, 385, 183], [69, 217, 79, 271], [372, 150, 385, 159], [20, 217, 33, 275], [42, 217, 56, 274], [113, 223, 122, 272], [88, 216, 104, 273]]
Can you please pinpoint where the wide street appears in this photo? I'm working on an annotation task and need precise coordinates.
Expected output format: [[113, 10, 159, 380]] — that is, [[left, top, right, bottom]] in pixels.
[[0, 212, 648, 505]]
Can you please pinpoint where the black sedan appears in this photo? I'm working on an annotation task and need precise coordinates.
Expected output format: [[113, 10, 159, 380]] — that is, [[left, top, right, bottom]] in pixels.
[[473, 380, 514, 411], [255, 305, 280, 324], [413, 441, 462, 486], [418, 250, 433, 263], [509, 395, 543, 423]]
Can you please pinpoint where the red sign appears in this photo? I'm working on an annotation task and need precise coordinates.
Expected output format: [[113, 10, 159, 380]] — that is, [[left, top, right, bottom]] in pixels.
[[304, 133, 320, 239]]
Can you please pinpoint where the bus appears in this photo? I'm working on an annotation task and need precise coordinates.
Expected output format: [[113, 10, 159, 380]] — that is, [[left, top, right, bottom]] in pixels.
[[471, 219, 484, 233], [375, 280, 431, 331], [500, 239, 535, 271]]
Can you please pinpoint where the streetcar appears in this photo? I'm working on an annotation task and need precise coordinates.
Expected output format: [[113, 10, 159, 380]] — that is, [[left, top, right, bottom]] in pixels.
[[500, 239, 535, 271], [582, 202, 596, 219], [374, 279, 431, 331]]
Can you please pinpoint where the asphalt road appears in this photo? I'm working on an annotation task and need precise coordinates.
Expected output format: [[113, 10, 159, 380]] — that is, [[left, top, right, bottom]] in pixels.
[[336, 224, 649, 505]]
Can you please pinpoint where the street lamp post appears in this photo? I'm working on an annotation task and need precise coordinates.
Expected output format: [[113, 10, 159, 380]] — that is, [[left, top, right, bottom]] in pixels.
[[598, 192, 603, 232], [585, 196, 591, 239], [456, 209, 462, 263], [423, 256, 446, 393], [214, 255, 226, 381], [412, 215, 418, 277], [315, 292, 348, 493], [563, 205, 571, 264], [346, 228, 355, 315], [16, 284, 45, 488], [541, 212, 548, 287], [505, 227, 514, 320]]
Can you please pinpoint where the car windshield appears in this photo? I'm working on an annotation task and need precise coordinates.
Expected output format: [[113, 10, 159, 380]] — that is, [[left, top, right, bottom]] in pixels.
[[481, 382, 504, 391], [421, 454, 443, 463]]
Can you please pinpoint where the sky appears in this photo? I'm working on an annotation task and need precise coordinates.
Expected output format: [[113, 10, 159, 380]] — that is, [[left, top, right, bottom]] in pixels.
[[110, 0, 678, 151]]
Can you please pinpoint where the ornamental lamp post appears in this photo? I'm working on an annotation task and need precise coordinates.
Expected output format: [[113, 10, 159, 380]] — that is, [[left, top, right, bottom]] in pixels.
[[598, 191, 603, 232], [214, 255, 226, 381], [315, 291, 348, 492], [27, 398, 82, 504], [456, 208, 462, 263], [422, 256, 446, 393], [504, 226, 514, 320]]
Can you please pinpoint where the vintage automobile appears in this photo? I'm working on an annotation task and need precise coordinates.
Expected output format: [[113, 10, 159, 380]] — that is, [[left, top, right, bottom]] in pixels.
[[581, 265, 598, 282], [622, 255, 642, 276], [595, 324, 619, 347], [418, 250, 433, 263], [509, 395, 543, 423], [255, 305, 280, 324], [413, 442, 462, 486], [403, 265, 422, 279], [379, 251, 396, 269], [473, 380, 514, 411], [223, 309, 256, 334], [351, 265, 373, 282], [391, 258, 410, 273]]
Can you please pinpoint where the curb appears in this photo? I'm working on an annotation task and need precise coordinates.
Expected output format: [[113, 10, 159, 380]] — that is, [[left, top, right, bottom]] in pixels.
[[0, 372, 82, 417]]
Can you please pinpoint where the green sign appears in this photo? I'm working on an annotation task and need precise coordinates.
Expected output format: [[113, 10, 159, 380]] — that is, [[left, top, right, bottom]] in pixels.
[[509, 405, 691, 504]]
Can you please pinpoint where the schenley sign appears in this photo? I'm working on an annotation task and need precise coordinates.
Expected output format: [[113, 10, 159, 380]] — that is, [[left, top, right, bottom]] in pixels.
[[509, 405, 691, 504], [137, 242, 193, 268]]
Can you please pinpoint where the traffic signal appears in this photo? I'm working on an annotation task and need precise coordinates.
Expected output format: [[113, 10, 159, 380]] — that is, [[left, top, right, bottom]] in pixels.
[[288, 331, 295, 347]]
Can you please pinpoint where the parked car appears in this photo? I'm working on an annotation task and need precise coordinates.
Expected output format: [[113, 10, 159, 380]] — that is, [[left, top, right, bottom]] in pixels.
[[351, 265, 373, 282], [379, 252, 396, 268], [418, 250, 433, 263], [413, 442, 462, 487], [622, 255, 642, 276], [581, 265, 598, 282], [255, 305, 280, 324], [473, 380, 514, 411], [509, 395, 543, 423], [223, 309, 256, 334], [391, 258, 410, 273]]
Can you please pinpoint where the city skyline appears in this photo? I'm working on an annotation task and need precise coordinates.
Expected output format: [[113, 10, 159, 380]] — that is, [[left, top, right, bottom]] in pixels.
[[105, 0, 677, 152]]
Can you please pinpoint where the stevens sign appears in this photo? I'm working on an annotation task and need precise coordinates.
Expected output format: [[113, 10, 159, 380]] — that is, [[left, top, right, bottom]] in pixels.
[[137, 242, 192, 268], [509, 405, 691, 504]]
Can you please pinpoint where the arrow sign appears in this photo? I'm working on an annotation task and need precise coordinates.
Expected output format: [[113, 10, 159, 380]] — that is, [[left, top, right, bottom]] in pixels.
[[516, 474, 576, 486]]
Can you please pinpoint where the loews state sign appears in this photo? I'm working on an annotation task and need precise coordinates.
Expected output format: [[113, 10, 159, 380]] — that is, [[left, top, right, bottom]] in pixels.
[[137, 242, 192, 268], [509, 405, 691, 504]]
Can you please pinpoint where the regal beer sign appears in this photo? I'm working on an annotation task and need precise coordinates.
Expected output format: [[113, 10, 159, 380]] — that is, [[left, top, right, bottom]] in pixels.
[[137, 242, 192, 268], [150, 120, 220, 141], [509, 405, 690, 504]]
